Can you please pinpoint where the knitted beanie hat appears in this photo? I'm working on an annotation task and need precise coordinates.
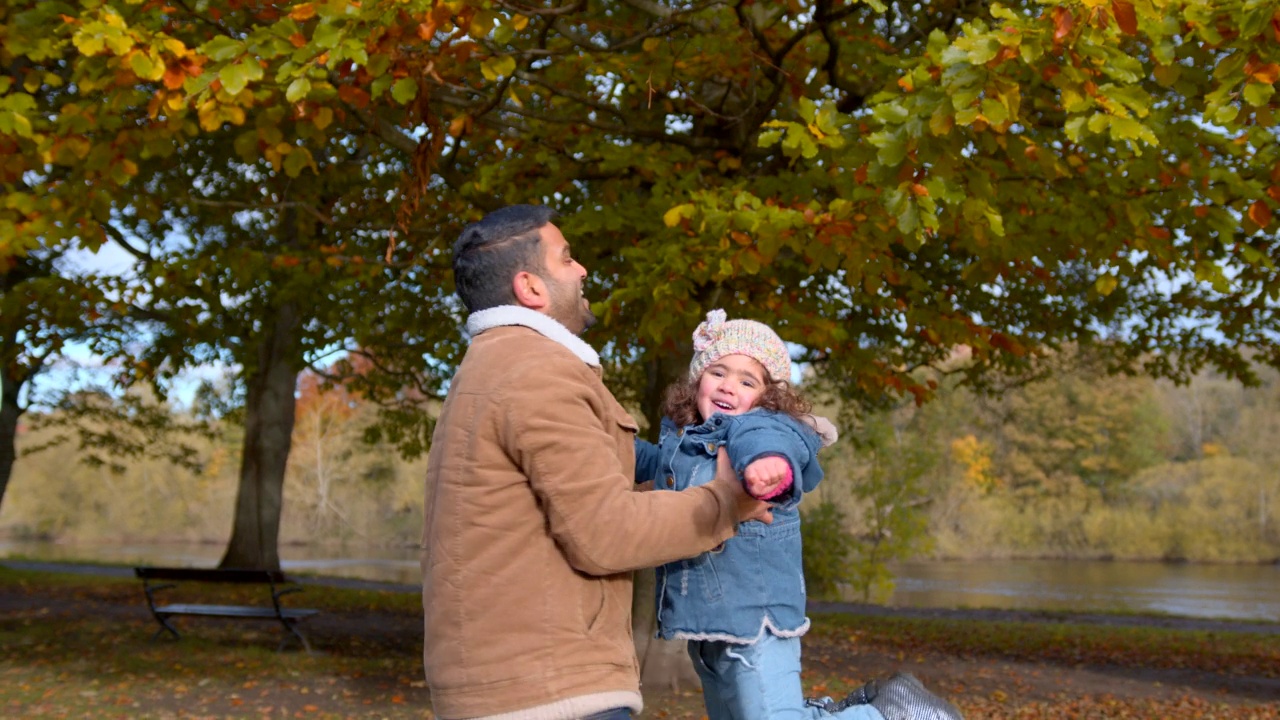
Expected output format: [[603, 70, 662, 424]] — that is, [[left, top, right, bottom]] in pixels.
[[689, 309, 791, 382]]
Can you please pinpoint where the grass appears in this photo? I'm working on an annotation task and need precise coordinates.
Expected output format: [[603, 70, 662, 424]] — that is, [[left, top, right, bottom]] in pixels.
[[3, 566, 1279, 719]]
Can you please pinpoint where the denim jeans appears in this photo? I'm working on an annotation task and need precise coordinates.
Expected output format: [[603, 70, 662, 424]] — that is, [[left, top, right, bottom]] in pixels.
[[580, 708, 632, 720], [688, 635, 886, 720]]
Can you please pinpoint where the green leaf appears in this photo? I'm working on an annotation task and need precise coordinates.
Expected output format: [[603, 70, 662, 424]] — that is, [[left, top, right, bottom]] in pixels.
[[984, 207, 1005, 236], [286, 77, 312, 103], [283, 146, 313, 177], [1064, 116, 1086, 141], [967, 37, 1001, 65], [1243, 82, 1274, 108], [391, 77, 418, 105], [203, 36, 244, 62], [980, 98, 1008, 125], [369, 73, 392, 99], [313, 22, 343, 49], [798, 96, 818, 123], [71, 29, 106, 56], [480, 54, 517, 81], [873, 102, 910, 124], [869, 130, 907, 166], [219, 63, 251, 95]]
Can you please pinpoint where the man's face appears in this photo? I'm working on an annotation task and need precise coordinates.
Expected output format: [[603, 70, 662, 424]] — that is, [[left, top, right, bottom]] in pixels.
[[536, 224, 595, 334]]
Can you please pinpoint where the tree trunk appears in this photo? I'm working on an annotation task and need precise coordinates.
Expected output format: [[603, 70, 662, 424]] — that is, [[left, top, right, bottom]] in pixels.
[[219, 301, 301, 570], [632, 338, 701, 691], [0, 370, 22, 513]]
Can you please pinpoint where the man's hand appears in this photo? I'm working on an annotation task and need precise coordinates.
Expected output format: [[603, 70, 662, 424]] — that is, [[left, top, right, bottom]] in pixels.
[[742, 456, 789, 499], [717, 448, 772, 524]]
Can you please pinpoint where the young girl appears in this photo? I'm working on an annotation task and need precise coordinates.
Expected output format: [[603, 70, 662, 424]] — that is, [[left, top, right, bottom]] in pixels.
[[636, 310, 963, 720]]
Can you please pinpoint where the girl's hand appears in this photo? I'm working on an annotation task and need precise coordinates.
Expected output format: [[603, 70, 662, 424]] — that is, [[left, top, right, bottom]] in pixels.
[[743, 456, 791, 499]]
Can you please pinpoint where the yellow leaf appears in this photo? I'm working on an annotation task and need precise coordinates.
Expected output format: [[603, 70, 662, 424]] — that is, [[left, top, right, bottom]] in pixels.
[[1095, 274, 1118, 296], [642, 37, 662, 52], [312, 106, 333, 130], [511, 13, 528, 31], [662, 204, 693, 227]]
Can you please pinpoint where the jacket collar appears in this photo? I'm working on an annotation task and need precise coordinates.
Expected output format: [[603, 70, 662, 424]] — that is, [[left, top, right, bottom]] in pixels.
[[466, 305, 601, 368]]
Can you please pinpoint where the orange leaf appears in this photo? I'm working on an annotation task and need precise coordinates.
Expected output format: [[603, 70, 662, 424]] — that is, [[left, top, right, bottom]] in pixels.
[[1111, 0, 1137, 35], [1267, 185, 1280, 202], [1052, 7, 1075, 42], [162, 64, 186, 90], [1249, 200, 1272, 227], [289, 3, 316, 21], [338, 84, 370, 109], [1250, 62, 1280, 84]]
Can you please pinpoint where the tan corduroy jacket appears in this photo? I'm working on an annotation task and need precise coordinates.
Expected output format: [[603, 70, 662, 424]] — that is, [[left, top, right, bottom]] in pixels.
[[421, 307, 742, 720]]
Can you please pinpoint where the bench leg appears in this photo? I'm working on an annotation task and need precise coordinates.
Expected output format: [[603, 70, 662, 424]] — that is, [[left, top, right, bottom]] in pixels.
[[278, 620, 313, 654], [151, 613, 181, 642]]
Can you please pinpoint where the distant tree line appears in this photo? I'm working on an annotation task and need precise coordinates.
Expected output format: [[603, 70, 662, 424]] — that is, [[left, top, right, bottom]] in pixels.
[[4, 348, 1277, 603]]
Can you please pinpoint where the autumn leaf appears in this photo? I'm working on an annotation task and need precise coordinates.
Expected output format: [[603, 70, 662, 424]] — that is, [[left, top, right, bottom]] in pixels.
[[1052, 7, 1075, 43], [1111, 0, 1138, 35], [1248, 200, 1272, 228]]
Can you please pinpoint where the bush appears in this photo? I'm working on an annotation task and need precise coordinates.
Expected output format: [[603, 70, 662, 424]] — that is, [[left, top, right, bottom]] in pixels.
[[801, 500, 857, 601]]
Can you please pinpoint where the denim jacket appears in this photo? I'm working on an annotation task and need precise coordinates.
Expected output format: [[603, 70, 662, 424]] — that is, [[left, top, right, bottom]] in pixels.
[[635, 409, 824, 643]]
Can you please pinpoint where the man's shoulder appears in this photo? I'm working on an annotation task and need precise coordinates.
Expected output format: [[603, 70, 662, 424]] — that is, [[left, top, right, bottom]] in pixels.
[[470, 326, 592, 369], [461, 327, 601, 397]]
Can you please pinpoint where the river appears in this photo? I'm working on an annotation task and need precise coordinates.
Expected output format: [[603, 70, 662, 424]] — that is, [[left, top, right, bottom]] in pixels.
[[2, 539, 1277, 623]]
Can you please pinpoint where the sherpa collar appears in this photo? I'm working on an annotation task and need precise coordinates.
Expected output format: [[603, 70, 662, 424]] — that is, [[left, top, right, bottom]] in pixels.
[[466, 305, 601, 368]]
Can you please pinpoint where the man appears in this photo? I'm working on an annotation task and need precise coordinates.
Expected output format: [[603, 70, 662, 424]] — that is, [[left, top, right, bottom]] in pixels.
[[422, 205, 770, 720]]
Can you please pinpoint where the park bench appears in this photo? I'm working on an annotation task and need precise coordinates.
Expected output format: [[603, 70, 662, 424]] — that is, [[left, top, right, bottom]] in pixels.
[[134, 566, 319, 652]]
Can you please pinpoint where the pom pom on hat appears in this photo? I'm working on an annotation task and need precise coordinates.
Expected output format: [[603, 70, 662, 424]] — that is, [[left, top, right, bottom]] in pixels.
[[689, 309, 791, 382]]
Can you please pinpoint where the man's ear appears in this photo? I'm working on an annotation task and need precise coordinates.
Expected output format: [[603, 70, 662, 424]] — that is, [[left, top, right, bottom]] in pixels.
[[512, 270, 549, 310]]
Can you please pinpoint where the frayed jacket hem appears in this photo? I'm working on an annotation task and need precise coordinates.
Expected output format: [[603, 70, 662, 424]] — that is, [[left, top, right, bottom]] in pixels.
[[668, 616, 811, 645], [452, 691, 642, 720]]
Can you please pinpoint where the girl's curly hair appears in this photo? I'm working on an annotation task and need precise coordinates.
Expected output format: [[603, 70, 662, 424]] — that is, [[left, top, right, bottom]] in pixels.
[[663, 372, 813, 428]]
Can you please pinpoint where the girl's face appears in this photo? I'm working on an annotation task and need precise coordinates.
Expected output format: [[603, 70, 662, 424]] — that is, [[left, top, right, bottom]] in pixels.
[[696, 354, 768, 422]]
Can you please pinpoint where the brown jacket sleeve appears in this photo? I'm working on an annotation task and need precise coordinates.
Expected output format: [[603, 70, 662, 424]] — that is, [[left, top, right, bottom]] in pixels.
[[501, 360, 739, 576]]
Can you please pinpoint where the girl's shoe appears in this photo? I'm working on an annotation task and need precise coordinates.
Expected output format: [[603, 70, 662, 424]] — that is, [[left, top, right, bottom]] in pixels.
[[817, 673, 963, 719]]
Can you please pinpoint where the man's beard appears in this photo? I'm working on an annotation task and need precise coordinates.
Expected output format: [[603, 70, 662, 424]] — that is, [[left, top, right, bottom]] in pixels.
[[545, 275, 596, 334]]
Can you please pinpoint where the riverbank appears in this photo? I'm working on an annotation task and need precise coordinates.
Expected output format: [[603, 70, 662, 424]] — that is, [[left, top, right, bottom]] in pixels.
[[7, 559, 1276, 636], [3, 563, 1278, 718]]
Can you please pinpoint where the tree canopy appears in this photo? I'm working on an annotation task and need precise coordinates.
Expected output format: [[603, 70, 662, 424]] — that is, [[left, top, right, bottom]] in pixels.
[[2, 0, 1279, 561]]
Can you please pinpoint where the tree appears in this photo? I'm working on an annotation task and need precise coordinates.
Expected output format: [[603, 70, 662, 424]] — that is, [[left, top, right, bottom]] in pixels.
[[7, 0, 1280, 678], [0, 252, 99, 510]]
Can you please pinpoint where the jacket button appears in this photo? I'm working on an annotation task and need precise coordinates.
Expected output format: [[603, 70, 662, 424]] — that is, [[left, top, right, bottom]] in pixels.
[[705, 442, 716, 453], [665, 476, 675, 488]]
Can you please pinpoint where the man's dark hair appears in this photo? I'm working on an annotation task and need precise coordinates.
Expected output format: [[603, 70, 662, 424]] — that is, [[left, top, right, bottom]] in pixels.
[[452, 204, 558, 313]]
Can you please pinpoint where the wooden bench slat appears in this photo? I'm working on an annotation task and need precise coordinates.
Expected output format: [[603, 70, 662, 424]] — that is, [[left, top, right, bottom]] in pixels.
[[155, 604, 319, 619], [135, 567, 291, 584]]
